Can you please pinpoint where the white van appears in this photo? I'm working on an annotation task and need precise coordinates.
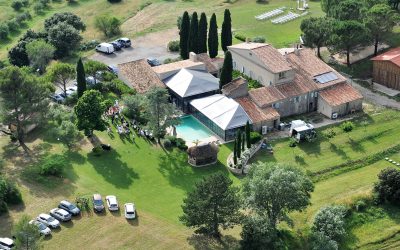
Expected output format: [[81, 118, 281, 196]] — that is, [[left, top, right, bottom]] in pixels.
[[95, 43, 115, 54]]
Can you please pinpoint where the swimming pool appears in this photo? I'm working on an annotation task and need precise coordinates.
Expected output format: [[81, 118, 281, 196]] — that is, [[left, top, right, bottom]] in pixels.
[[175, 115, 215, 143]]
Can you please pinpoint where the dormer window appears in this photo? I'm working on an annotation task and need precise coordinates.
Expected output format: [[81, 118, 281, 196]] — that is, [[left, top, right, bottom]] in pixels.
[[278, 71, 286, 79]]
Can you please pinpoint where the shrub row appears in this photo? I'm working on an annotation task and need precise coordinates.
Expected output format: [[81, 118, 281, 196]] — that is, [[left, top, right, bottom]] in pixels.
[[0, 11, 32, 40], [234, 33, 266, 43], [163, 136, 188, 150], [0, 176, 23, 215]]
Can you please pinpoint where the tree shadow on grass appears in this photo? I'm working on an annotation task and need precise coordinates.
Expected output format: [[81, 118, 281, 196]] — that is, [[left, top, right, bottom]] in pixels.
[[330, 142, 350, 160], [298, 138, 322, 156], [187, 234, 240, 250], [157, 149, 231, 191], [86, 149, 139, 189]]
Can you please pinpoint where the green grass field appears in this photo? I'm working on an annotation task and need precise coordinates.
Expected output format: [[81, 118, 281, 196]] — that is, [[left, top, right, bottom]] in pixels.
[[0, 0, 324, 60]]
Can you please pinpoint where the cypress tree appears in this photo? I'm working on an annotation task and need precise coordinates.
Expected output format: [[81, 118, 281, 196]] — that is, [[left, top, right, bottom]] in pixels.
[[189, 12, 199, 54], [208, 13, 218, 58], [180, 11, 190, 59], [242, 133, 245, 151], [76, 58, 86, 98], [221, 9, 232, 52], [198, 12, 208, 54], [246, 121, 251, 148], [233, 138, 237, 165], [237, 131, 242, 159], [219, 51, 233, 90]]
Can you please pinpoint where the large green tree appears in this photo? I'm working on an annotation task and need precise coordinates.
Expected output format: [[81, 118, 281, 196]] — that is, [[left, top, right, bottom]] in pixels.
[[374, 167, 400, 204], [47, 22, 82, 58], [329, 20, 369, 67], [365, 4, 399, 56], [321, 0, 340, 16], [221, 9, 232, 52], [180, 173, 242, 238], [300, 17, 332, 58], [76, 58, 86, 98], [13, 215, 40, 250], [243, 162, 314, 229], [198, 12, 208, 54], [94, 15, 121, 38], [208, 13, 218, 58], [245, 121, 251, 149], [145, 87, 180, 143], [84, 60, 108, 85], [189, 12, 199, 54], [330, 0, 366, 21], [44, 12, 86, 31], [25, 39, 55, 73], [46, 62, 75, 97], [0, 66, 51, 150], [312, 205, 347, 243], [74, 90, 107, 136], [219, 51, 233, 89], [179, 11, 190, 59]]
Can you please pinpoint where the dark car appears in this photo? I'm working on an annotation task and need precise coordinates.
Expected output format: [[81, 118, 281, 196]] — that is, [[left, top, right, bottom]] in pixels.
[[92, 194, 105, 213], [110, 41, 122, 51], [147, 58, 161, 67], [117, 37, 131, 47], [58, 200, 81, 216]]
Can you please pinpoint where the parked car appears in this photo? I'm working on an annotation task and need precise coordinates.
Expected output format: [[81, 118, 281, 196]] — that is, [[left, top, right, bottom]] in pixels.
[[117, 37, 131, 47], [107, 65, 119, 75], [86, 76, 102, 85], [29, 220, 51, 236], [124, 203, 136, 219], [105, 195, 119, 211], [0, 238, 14, 250], [68, 85, 78, 92], [95, 43, 115, 54], [36, 214, 60, 229], [66, 89, 75, 97], [110, 41, 123, 51], [51, 94, 65, 103], [58, 200, 80, 216], [92, 194, 105, 212], [50, 208, 71, 222], [147, 58, 161, 67]]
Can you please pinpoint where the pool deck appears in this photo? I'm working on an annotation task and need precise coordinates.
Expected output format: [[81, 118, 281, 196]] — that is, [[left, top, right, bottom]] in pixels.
[[166, 127, 223, 147]]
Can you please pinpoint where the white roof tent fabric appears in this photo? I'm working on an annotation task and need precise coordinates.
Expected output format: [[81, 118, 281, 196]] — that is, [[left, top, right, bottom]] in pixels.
[[190, 94, 251, 130], [313, 71, 338, 84], [165, 68, 219, 98]]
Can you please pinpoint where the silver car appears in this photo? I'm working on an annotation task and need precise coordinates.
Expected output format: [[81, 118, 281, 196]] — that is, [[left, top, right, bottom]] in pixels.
[[0, 238, 14, 250], [105, 195, 119, 211], [124, 203, 136, 219], [50, 208, 71, 222], [29, 220, 51, 236], [58, 200, 80, 216], [36, 213, 60, 229]]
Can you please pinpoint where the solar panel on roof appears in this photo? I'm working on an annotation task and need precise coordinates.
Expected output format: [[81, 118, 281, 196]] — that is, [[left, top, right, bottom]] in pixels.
[[314, 72, 338, 84]]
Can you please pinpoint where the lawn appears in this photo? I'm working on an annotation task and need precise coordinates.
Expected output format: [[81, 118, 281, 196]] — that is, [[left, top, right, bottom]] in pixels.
[[0, 0, 324, 61], [250, 106, 400, 177], [0, 120, 240, 249]]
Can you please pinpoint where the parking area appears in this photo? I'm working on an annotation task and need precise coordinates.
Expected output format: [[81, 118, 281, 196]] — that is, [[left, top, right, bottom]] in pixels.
[[90, 28, 179, 66]]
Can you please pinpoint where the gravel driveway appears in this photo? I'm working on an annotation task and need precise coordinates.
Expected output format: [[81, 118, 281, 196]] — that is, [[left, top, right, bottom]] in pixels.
[[90, 29, 179, 66]]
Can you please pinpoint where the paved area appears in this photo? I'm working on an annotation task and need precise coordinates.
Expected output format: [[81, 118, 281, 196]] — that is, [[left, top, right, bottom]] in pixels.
[[352, 81, 400, 110], [372, 82, 400, 97], [331, 43, 389, 64], [90, 29, 179, 66]]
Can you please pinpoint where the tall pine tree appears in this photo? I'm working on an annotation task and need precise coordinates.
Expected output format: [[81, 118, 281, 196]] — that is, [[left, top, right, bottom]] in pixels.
[[76, 58, 86, 98], [245, 121, 251, 149], [237, 130, 242, 158], [189, 12, 199, 54], [221, 9, 232, 52], [208, 13, 218, 58], [219, 51, 233, 90], [233, 138, 237, 165], [180, 11, 190, 59], [198, 13, 208, 54], [242, 133, 245, 151]]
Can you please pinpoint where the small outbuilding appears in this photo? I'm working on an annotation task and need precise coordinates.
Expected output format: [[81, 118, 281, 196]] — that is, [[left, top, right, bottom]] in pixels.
[[187, 142, 219, 167]]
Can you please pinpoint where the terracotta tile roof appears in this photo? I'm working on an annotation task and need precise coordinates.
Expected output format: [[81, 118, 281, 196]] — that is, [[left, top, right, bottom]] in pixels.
[[222, 77, 247, 93], [275, 77, 311, 98], [152, 60, 204, 74], [118, 59, 164, 94], [196, 53, 224, 73], [248, 86, 286, 108], [252, 45, 292, 73], [371, 47, 400, 67], [319, 83, 363, 107], [285, 49, 346, 89], [236, 97, 280, 123]]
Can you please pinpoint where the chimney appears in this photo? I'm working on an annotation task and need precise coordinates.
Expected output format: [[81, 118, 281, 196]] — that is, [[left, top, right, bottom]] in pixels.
[[189, 52, 197, 62]]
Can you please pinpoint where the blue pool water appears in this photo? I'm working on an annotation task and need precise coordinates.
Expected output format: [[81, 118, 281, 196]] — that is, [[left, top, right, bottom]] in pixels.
[[175, 115, 215, 142]]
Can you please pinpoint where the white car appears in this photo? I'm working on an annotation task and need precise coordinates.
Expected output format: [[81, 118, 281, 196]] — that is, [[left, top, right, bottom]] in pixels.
[[51, 94, 65, 103], [68, 85, 78, 92], [124, 203, 136, 219], [50, 208, 71, 222], [105, 195, 119, 211], [29, 220, 51, 236], [0, 238, 14, 250], [36, 213, 60, 229]]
